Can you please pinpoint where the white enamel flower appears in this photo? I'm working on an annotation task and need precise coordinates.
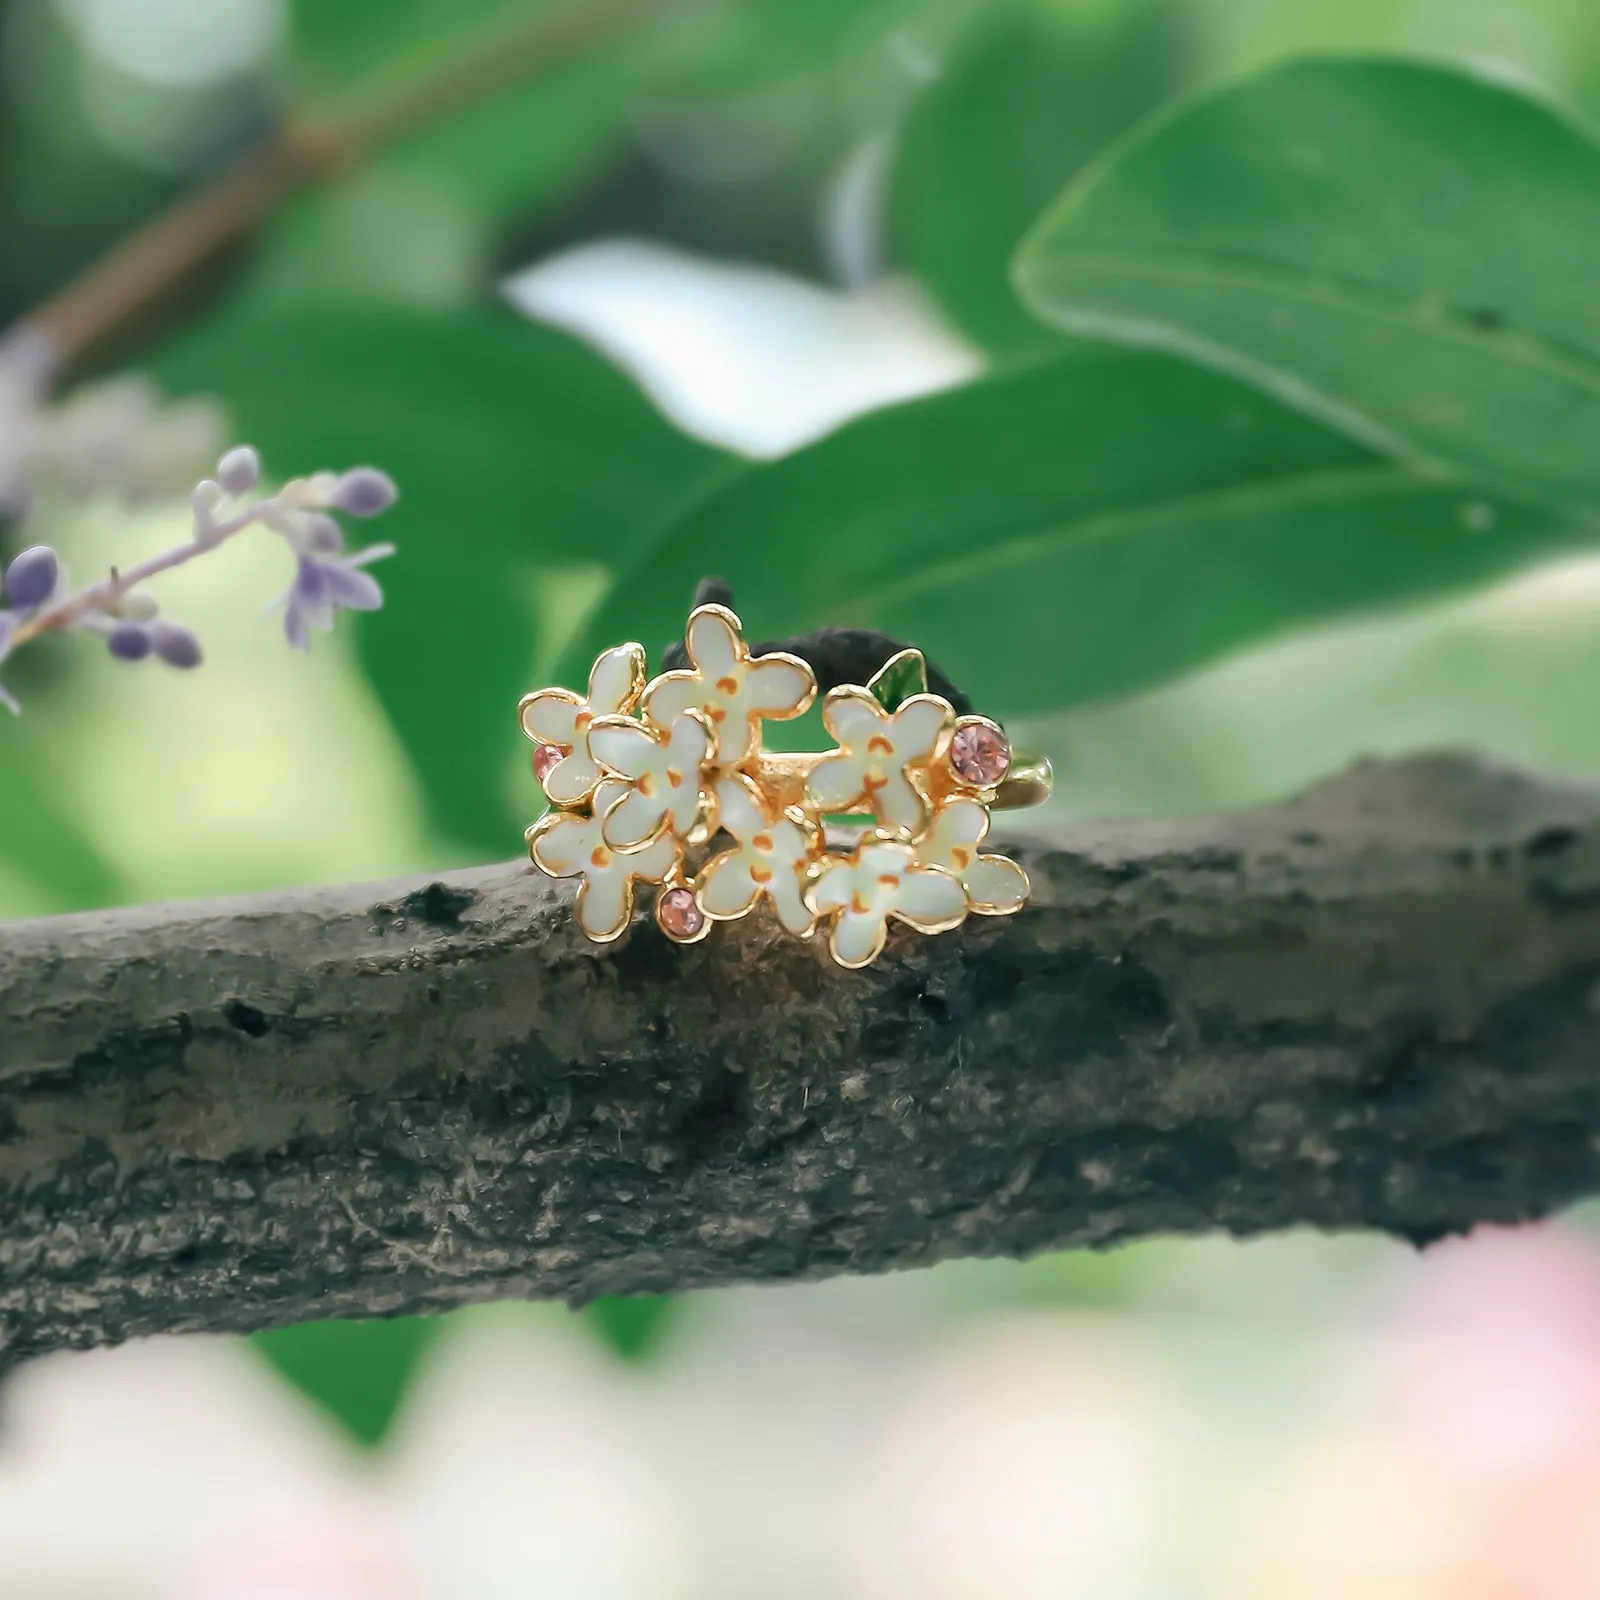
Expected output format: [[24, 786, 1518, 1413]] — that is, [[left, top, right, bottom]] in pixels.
[[697, 774, 818, 935], [806, 839, 967, 968], [914, 797, 1029, 915], [588, 711, 713, 849], [806, 689, 953, 836], [519, 643, 646, 806], [527, 779, 680, 942], [642, 604, 814, 766]]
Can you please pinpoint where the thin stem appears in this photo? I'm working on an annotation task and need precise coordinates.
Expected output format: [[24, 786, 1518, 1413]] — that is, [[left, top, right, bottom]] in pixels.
[[27, 0, 678, 373], [8, 501, 263, 650]]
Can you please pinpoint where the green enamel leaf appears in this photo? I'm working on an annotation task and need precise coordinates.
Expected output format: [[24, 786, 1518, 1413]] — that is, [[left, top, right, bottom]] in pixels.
[[867, 648, 929, 712], [1015, 55, 1600, 512], [565, 349, 1586, 718]]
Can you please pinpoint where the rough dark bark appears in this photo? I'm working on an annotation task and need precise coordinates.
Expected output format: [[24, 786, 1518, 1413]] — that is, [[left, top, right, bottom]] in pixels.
[[4, 750, 1600, 1369]]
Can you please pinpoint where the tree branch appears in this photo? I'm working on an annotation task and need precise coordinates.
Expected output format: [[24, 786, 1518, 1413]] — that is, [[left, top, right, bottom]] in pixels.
[[27, 0, 674, 372], [4, 749, 1600, 1369]]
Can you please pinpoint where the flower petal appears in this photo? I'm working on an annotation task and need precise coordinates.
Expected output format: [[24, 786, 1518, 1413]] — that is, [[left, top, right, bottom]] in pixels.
[[893, 864, 967, 931], [713, 775, 766, 842], [698, 851, 760, 919], [291, 557, 337, 634], [685, 606, 741, 678], [665, 711, 711, 773], [626, 830, 680, 885], [588, 718, 658, 781], [772, 816, 813, 865], [920, 797, 989, 868], [602, 784, 667, 851], [520, 690, 582, 747], [322, 562, 384, 612], [807, 752, 868, 813], [807, 857, 857, 914], [965, 854, 1029, 915], [858, 841, 915, 880], [576, 871, 631, 941], [889, 695, 952, 762], [543, 749, 601, 808], [874, 770, 930, 837], [744, 653, 814, 717], [831, 909, 887, 968], [283, 596, 310, 653], [588, 643, 645, 716], [823, 689, 888, 748], [529, 812, 598, 877], [666, 781, 702, 838], [768, 864, 814, 936], [641, 671, 701, 733]]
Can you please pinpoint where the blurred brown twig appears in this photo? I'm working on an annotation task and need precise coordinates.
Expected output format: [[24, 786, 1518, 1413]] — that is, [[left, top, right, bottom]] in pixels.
[[25, 0, 678, 375]]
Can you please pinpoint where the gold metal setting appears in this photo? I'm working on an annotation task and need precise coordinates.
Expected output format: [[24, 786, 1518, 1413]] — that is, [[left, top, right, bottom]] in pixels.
[[520, 605, 1052, 967]]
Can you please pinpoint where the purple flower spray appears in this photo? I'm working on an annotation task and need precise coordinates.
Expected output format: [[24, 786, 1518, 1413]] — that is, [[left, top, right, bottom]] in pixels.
[[0, 445, 397, 713]]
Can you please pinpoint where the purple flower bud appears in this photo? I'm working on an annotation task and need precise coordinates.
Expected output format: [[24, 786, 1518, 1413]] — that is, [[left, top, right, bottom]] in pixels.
[[107, 621, 152, 662], [302, 512, 344, 554], [216, 445, 261, 496], [149, 620, 202, 669], [333, 467, 398, 518], [4, 545, 59, 610]]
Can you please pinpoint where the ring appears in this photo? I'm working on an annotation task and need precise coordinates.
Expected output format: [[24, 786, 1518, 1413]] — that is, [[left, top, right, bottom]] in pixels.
[[518, 585, 1052, 968]]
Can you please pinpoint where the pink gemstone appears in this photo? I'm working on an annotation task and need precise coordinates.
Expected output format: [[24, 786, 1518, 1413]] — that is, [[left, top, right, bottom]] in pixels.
[[949, 722, 1011, 787], [657, 887, 704, 940], [532, 743, 566, 785]]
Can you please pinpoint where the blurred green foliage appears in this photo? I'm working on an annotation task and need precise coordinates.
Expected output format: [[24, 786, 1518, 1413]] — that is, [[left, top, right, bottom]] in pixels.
[[255, 1315, 444, 1447], [587, 1293, 680, 1361], [892, 0, 1190, 354], [154, 307, 730, 852], [0, 716, 119, 910], [12, 0, 1600, 1449], [567, 350, 1582, 714], [1018, 56, 1600, 513]]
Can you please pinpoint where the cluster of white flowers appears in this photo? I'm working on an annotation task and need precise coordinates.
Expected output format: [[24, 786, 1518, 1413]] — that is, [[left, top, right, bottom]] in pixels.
[[520, 603, 1028, 965]]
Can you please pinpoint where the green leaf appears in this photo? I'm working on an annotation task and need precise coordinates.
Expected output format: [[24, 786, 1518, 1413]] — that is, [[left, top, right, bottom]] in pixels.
[[586, 1294, 678, 1361], [866, 647, 928, 711], [254, 1316, 442, 1448], [154, 307, 730, 855], [565, 350, 1586, 717], [891, 1, 1191, 357], [1014, 55, 1600, 513], [0, 713, 121, 916]]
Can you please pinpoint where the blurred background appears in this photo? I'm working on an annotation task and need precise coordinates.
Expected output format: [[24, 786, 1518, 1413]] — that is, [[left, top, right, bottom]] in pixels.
[[7, 0, 1600, 1593]]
